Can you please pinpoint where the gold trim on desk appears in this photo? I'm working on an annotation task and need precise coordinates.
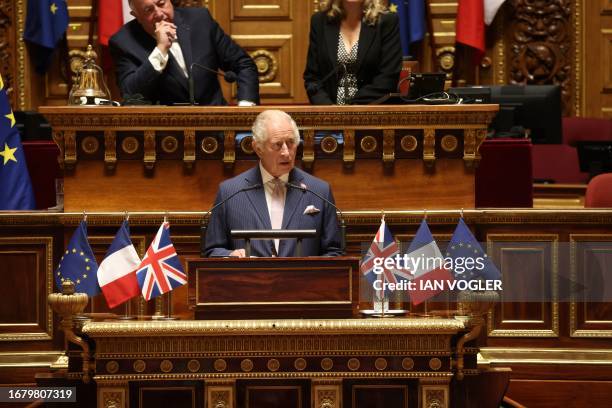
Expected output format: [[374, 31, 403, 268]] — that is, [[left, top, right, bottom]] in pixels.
[[480, 347, 612, 365]]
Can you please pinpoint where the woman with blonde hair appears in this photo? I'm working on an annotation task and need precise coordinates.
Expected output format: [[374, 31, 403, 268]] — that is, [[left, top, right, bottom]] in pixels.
[[304, 0, 402, 104]]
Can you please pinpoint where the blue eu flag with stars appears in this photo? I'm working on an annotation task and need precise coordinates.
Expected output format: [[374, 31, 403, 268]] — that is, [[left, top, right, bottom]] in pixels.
[[55, 220, 101, 296], [389, 0, 427, 56], [23, 0, 69, 73], [0, 74, 35, 210], [446, 218, 501, 281]]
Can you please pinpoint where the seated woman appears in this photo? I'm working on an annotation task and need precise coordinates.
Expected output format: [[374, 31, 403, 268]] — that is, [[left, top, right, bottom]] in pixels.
[[304, 0, 402, 105]]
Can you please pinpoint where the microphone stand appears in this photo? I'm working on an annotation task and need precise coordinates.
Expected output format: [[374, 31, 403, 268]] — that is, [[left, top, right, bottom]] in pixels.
[[200, 184, 262, 257], [189, 62, 238, 106]]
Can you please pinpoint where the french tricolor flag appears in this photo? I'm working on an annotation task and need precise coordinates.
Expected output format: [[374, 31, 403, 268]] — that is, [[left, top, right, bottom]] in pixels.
[[405, 219, 454, 306], [97, 220, 141, 309], [98, 0, 134, 46]]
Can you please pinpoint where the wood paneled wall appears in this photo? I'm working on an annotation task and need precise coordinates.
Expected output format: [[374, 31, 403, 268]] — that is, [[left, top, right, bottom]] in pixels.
[[0, 1, 610, 117]]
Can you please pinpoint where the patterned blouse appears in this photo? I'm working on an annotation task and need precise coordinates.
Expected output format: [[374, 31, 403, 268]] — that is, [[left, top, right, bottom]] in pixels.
[[336, 32, 359, 105]]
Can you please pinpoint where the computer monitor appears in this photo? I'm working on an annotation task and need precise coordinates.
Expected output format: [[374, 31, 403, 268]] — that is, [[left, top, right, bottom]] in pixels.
[[577, 141, 612, 179], [489, 85, 562, 144]]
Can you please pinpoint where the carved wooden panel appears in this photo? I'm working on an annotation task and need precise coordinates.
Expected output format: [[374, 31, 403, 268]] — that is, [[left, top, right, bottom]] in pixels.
[[569, 235, 612, 337], [231, 0, 291, 19], [0, 0, 17, 108], [0, 237, 53, 342], [232, 35, 293, 98], [487, 234, 559, 337], [508, 0, 573, 115]]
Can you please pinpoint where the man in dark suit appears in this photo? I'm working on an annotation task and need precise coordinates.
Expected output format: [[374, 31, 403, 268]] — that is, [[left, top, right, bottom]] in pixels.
[[204, 110, 342, 257], [109, 0, 259, 106]]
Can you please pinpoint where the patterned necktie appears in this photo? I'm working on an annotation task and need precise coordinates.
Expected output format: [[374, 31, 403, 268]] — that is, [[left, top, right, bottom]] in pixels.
[[270, 178, 285, 254]]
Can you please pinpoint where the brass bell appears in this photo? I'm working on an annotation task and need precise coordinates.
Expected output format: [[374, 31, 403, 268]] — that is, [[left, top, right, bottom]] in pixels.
[[68, 44, 112, 105]]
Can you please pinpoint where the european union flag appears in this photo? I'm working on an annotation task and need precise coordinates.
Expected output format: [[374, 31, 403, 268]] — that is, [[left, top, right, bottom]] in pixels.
[[55, 220, 101, 296], [390, 0, 427, 56], [0, 74, 35, 210], [23, 0, 69, 73], [446, 218, 501, 281]]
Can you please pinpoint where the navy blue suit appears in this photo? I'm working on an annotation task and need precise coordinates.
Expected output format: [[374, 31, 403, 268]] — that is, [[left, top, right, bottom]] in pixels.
[[109, 7, 259, 105], [204, 166, 342, 257]]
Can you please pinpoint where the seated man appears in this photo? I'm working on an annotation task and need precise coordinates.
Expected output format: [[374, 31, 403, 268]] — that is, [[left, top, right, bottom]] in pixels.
[[109, 0, 259, 106], [204, 110, 342, 257]]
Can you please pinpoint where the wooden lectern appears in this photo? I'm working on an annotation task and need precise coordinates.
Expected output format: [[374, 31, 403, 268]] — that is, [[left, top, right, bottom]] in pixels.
[[187, 257, 360, 319]]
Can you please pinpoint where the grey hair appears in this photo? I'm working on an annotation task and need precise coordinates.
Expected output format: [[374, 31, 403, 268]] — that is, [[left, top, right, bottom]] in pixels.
[[251, 110, 300, 145]]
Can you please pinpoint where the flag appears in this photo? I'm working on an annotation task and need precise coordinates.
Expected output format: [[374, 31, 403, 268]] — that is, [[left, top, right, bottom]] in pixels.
[[360, 218, 407, 299], [136, 222, 187, 301], [0, 74, 35, 210], [456, 0, 506, 57], [455, 0, 485, 55], [98, 0, 134, 46], [23, 0, 69, 73], [98, 220, 141, 309], [484, 0, 507, 25], [405, 219, 454, 305], [389, 0, 427, 56], [55, 220, 100, 296], [446, 218, 501, 281]]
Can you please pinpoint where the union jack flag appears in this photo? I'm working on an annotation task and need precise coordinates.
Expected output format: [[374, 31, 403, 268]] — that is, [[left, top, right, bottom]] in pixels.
[[360, 218, 408, 299], [136, 222, 187, 301]]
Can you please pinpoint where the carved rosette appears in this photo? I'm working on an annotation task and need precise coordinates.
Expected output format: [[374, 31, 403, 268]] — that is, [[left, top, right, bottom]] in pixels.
[[509, 0, 573, 114], [250, 50, 278, 83]]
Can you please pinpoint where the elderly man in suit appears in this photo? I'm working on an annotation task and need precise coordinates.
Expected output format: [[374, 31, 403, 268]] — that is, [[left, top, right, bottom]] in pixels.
[[109, 0, 259, 106], [204, 110, 342, 257]]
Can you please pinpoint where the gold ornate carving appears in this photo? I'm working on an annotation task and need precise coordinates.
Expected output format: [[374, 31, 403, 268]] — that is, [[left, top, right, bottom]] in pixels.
[[347, 358, 360, 371], [209, 390, 230, 408], [160, 359, 173, 373], [161, 136, 179, 154], [143, 130, 156, 170], [509, 0, 573, 115], [429, 357, 442, 371], [436, 46, 456, 73], [423, 128, 435, 166], [239, 136, 254, 155], [201, 136, 219, 154], [214, 359, 227, 372], [104, 130, 117, 170], [294, 358, 307, 371], [343, 129, 355, 166], [382, 129, 395, 164], [101, 390, 124, 408], [250, 50, 278, 83], [313, 382, 341, 408], [320, 135, 338, 154], [52, 130, 66, 169], [183, 129, 196, 169], [106, 360, 119, 374], [400, 135, 418, 152], [267, 358, 280, 372], [360, 135, 378, 153], [302, 129, 315, 169], [187, 359, 200, 372], [64, 130, 77, 170], [240, 359, 253, 372], [440, 135, 458, 153], [223, 130, 235, 167], [463, 129, 486, 168], [422, 386, 448, 408], [321, 358, 334, 371], [121, 136, 139, 154], [81, 136, 99, 155], [402, 357, 414, 370], [374, 357, 387, 371], [133, 359, 146, 373]]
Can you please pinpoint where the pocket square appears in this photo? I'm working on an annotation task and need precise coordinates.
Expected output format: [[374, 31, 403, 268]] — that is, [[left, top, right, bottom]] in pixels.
[[303, 205, 320, 215]]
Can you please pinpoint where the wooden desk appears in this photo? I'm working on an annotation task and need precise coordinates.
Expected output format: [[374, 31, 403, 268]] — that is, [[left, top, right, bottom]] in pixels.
[[39, 105, 498, 211]]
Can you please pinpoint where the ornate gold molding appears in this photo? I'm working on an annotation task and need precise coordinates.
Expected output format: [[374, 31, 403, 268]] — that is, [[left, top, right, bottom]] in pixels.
[[104, 131, 117, 171], [382, 129, 395, 164], [143, 130, 156, 170], [480, 347, 612, 364], [183, 129, 196, 169]]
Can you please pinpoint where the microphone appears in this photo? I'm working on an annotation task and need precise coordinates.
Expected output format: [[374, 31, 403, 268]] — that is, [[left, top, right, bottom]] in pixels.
[[189, 62, 238, 105], [200, 183, 262, 257], [306, 63, 346, 97], [285, 182, 346, 255]]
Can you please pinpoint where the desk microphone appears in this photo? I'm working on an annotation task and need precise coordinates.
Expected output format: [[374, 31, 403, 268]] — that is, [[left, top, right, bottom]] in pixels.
[[189, 62, 238, 105], [306, 63, 347, 97], [285, 182, 346, 255], [200, 183, 262, 257]]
